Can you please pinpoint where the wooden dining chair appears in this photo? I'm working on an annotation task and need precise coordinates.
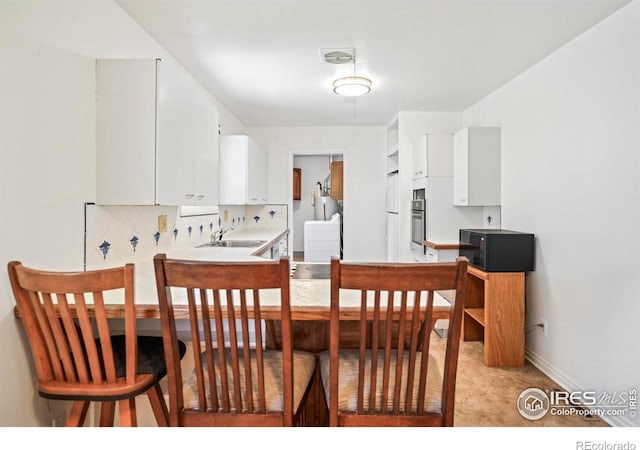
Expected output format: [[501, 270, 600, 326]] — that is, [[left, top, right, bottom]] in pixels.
[[153, 254, 316, 426], [319, 256, 468, 427], [8, 261, 185, 427]]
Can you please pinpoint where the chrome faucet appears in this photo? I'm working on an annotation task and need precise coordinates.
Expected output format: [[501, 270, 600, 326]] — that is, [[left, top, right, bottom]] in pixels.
[[210, 227, 233, 244]]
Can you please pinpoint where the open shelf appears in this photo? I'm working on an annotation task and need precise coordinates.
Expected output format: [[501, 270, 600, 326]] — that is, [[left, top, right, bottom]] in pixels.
[[464, 308, 485, 327], [462, 267, 525, 367]]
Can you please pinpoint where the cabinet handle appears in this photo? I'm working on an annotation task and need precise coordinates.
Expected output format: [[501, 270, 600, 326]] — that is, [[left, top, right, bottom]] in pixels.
[[185, 193, 195, 199], [196, 195, 205, 200]]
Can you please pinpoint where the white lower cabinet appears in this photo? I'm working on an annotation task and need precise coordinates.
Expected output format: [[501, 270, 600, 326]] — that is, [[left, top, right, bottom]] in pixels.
[[278, 236, 288, 257], [96, 58, 219, 206], [425, 247, 459, 263], [258, 235, 289, 260]]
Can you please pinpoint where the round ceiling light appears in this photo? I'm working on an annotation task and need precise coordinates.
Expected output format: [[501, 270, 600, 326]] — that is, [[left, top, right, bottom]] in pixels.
[[332, 76, 372, 97]]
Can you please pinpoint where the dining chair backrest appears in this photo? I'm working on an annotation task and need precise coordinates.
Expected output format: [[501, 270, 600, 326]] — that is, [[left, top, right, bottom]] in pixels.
[[8, 261, 170, 426], [320, 256, 468, 427], [153, 254, 315, 427]]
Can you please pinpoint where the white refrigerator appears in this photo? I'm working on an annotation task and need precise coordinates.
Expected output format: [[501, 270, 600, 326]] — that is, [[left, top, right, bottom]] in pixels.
[[385, 172, 399, 261]]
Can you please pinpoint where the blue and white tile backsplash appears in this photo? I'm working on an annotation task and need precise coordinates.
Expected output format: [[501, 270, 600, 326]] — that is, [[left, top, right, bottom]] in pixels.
[[85, 203, 287, 303]]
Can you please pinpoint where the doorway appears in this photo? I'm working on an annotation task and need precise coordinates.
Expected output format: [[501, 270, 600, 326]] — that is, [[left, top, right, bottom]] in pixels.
[[289, 151, 344, 263]]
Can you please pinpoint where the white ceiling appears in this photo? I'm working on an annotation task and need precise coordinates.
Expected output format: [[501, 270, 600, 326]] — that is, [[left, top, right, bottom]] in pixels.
[[116, 0, 630, 127]]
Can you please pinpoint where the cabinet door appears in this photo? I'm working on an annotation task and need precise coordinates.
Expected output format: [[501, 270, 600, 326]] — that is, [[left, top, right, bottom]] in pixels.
[[426, 133, 453, 177], [425, 248, 439, 263], [247, 138, 267, 204], [156, 59, 199, 206], [412, 135, 427, 179], [453, 127, 500, 206], [219, 135, 248, 205], [156, 60, 219, 206], [453, 128, 469, 206], [467, 127, 501, 206], [413, 133, 453, 179], [220, 135, 266, 205], [193, 99, 219, 206], [96, 59, 157, 205], [278, 237, 288, 257]]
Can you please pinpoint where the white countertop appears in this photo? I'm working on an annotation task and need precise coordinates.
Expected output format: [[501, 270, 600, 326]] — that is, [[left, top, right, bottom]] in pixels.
[[107, 226, 452, 311], [166, 227, 288, 262]]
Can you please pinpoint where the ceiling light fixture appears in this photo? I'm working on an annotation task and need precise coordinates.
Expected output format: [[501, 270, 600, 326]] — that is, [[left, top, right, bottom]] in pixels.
[[330, 49, 372, 97], [333, 76, 372, 97]]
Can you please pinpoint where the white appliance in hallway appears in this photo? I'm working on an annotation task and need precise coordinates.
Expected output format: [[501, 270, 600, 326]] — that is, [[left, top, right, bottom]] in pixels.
[[304, 212, 341, 262], [385, 172, 399, 261]]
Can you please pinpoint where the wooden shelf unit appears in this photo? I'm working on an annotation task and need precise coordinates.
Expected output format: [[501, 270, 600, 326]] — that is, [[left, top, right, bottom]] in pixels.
[[463, 265, 525, 367]]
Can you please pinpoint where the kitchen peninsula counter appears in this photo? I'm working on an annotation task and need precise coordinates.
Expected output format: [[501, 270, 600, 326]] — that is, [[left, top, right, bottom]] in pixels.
[[168, 227, 289, 262]]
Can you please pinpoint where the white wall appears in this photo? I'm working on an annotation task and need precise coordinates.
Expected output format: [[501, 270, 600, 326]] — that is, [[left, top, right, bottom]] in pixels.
[[0, 1, 243, 426], [246, 127, 387, 261], [463, 0, 640, 426]]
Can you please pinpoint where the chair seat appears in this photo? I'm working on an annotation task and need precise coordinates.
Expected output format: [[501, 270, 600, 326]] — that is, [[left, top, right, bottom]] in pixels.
[[183, 349, 316, 413], [108, 335, 186, 382], [318, 349, 442, 413], [39, 336, 186, 401]]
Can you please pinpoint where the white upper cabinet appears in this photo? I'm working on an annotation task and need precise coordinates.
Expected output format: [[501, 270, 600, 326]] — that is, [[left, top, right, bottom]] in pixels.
[[219, 135, 268, 205], [96, 59, 157, 205], [96, 58, 219, 206], [453, 127, 501, 206], [156, 60, 219, 206], [411, 133, 453, 179]]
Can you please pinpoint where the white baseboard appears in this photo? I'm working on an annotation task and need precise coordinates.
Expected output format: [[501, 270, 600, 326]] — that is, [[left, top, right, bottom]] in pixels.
[[525, 347, 636, 427]]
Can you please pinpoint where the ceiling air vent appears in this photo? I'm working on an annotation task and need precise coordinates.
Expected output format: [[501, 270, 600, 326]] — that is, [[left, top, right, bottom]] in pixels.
[[320, 48, 355, 65]]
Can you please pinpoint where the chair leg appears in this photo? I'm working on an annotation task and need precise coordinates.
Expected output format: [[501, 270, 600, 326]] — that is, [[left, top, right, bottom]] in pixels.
[[66, 401, 90, 427], [117, 398, 137, 426], [147, 383, 169, 427], [99, 401, 116, 426]]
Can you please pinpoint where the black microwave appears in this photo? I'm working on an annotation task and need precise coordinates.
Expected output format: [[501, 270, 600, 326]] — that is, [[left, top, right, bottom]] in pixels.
[[459, 229, 534, 272]]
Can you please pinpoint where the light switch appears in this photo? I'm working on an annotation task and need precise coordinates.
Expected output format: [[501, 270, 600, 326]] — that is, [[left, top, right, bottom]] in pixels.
[[158, 215, 168, 233], [223, 210, 228, 222]]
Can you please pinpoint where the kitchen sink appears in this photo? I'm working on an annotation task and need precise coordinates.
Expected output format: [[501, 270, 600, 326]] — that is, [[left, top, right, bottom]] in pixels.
[[196, 239, 267, 248]]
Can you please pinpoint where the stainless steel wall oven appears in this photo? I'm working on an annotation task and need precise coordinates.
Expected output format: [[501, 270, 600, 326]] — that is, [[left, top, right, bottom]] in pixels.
[[411, 198, 425, 253]]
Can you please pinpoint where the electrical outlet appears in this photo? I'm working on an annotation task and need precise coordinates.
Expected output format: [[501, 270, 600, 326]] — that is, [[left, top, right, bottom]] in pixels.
[[540, 318, 548, 337], [158, 215, 167, 233], [223, 210, 229, 222]]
